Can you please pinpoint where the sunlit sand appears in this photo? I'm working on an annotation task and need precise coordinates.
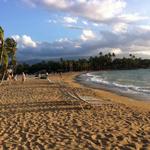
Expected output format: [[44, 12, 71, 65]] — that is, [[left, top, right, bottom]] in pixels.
[[0, 72, 150, 149]]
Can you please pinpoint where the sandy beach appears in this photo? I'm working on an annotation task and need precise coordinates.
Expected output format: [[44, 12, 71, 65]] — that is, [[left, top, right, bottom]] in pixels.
[[0, 72, 150, 150]]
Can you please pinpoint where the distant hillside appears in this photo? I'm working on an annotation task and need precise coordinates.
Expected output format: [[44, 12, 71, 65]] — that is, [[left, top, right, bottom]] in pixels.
[[18, 56, 89, 65]]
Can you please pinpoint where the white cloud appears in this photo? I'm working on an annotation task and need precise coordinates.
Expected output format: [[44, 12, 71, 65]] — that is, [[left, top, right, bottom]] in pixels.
[[93, 23, 99, 27], [76, 0, 86, 3], [39, 0, 68, 10], [119, 13, 149, 23], [138, 25, 150, 31], [74, 44, 81, 48], [113, 23, 128, 33], [15, 28, 150, 60], [23, 0, 126, 23], [80, 29, 96, 41], [24, 0, 149, 27], [48, 19, 57, 23], [97, 48, 122, 55], [15, 1, 150, 59], [111, 48, 122, 54], [82, 21, 88, 25], [12, 35, 37, 48], [133, 51, 150, 56], [65, 25, 83, 30], [57, 38, 69, 42], [64, 17, 78, 24]]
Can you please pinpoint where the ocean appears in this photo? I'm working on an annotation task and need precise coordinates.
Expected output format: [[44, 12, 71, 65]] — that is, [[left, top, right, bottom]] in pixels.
[[78, 69, 150, 101]]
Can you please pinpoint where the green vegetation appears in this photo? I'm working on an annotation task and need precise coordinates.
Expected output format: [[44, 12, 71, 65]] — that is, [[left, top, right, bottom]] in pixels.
[[1, 27, 149, 75], [0, 26, 17, 79], [16, 52, 150, 74]]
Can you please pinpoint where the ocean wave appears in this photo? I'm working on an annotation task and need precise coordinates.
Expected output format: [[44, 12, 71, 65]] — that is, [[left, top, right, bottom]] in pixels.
[[85, 73, 150, 94], [86, 73, 95, 77], [90, 76, 110, 85]]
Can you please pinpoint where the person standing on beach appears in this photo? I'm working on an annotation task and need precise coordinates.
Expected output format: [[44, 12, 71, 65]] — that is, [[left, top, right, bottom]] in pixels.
[[6, 69, 14, 84], [7, 73, 12, 84], [22, 72, 26, 83], [14, 74, 18, 81], [46, 72, 49, 79]]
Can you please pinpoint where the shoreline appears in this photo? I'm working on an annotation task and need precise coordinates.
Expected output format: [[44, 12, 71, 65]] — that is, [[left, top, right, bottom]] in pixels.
[[75, 72, 150, 101], [0, 72, 150, 149], [69, 72, 150, 112]]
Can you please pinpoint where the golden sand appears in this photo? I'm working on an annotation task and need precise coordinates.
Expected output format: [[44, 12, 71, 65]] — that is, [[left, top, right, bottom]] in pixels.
[[0, 72, 150, 149]]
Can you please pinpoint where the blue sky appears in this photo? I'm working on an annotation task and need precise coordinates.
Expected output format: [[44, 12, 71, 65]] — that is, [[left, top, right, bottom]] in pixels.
[[0, 0, 81, 41], [1, 0, 150, 60]]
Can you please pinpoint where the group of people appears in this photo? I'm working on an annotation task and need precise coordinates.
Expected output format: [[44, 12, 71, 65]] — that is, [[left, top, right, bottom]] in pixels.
[[7, 71, 26, 84]]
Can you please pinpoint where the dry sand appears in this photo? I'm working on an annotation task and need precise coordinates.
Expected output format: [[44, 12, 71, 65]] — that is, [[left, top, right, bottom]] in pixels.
[[0, 72, 150, 150]]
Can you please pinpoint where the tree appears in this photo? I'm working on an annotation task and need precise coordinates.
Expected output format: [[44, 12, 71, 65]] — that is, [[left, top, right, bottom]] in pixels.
[[0, 26, 4, 65], [5, 38, 17, 67], [112, 52, 115, 57], [0, 26, 5, 79], [99, 52, 103, 56], [0, 26, 17, 80]]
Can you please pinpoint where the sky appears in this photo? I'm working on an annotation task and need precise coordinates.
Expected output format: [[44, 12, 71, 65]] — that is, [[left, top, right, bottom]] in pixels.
[[1, 0, 150, 60]]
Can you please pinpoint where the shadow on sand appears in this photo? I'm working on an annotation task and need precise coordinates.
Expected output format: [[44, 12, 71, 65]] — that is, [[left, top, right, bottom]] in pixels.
[[0, 100, 92, 115]]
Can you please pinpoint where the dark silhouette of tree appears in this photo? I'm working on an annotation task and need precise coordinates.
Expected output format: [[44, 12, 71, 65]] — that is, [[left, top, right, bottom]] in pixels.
[[99, 52, 103, 56], [15, 52, 150, 74]]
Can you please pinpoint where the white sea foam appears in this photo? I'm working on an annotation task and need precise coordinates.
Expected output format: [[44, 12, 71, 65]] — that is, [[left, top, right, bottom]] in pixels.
[[86, 73, 93, 77], [90, 76, 110, 85], [84, 71, 150, 96]]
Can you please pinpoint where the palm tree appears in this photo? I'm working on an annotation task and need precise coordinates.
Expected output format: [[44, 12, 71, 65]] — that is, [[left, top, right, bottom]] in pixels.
[[5, 38, 17, 67], [0, 26, 5, 80], [0, 26, 17, 80], [99, 52, 103, 56], [112, 52, 115, 57], [129, 54, 132, 58], [0, 26, 4, 65]]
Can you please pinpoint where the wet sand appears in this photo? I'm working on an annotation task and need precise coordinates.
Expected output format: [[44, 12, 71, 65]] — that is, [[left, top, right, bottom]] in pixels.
[[0, 72, 150, 149]]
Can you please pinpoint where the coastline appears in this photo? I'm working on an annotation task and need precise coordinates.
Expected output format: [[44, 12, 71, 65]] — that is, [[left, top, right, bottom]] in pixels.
[[72, 72, 150, 112], [0, 72, 150, 149]]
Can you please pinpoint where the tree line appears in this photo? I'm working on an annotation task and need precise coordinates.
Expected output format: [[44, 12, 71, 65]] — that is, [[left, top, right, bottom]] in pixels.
[[16, 52, 150, 74], [1, 25, 150, 76], [0, 26, 17, 80]]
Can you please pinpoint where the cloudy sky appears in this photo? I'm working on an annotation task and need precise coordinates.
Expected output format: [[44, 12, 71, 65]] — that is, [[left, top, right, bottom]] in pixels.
[[1, 0, 150, 60]]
